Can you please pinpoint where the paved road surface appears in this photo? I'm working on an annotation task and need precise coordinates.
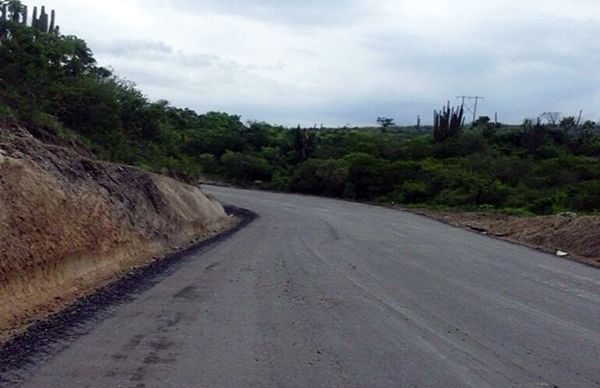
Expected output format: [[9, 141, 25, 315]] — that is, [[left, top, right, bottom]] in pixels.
[[9, 185, 600, 387]]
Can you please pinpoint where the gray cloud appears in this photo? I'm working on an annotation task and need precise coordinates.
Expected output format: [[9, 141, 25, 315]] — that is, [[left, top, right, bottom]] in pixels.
[[95, 39, 173, 56], [44, 0, 600, 126], [148, 0, 366, 26]]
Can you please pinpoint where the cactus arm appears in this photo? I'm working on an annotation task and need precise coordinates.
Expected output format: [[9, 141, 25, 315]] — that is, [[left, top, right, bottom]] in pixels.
[[32, 6, 38, 28], [40, 6, 48, 32], [49, 9, 55, 31]]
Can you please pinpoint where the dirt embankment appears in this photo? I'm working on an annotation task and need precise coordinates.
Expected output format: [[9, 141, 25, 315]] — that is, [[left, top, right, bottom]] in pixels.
[[412, 209, 600, 268], [0, 126, 234, 341]]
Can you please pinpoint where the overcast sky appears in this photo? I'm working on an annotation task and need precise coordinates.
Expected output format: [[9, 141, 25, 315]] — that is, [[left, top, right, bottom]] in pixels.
[[41, 0, 600, 126]]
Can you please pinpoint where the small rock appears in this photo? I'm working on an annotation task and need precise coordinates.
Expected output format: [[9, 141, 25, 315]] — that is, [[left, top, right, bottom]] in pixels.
[[556, 250, 569, 257], [557, 212, 578, 218]]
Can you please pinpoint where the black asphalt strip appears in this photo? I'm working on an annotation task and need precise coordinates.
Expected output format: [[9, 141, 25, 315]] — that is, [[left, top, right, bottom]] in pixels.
[[0, 206, 257, 385]]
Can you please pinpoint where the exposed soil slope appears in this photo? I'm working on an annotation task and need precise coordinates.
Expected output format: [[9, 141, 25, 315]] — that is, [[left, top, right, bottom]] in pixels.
[[0, 125, 234, 341], [412, 209, 600, 268]]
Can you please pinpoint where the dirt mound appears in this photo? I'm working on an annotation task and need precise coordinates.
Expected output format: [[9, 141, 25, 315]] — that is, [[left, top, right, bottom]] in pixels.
[[0, 125, 234, 341], [413, 209, 600, 268]]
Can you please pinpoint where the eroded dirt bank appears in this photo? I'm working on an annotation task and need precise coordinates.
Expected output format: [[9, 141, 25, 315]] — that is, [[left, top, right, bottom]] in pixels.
[[0, 126, 234, 341], [411, 209, 600, 268]]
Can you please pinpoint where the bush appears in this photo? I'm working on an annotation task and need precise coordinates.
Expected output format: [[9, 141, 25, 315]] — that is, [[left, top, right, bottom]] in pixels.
[[290, 159, 348, 197], [395, 181, 429, 204], [0, 105, 17, 123], [529, 197, 555, 215], [384, 160, 423, 186], [433, 133, 486, 158], [501, 207, 535, 217], [198, 153, 218, 174], [567, 180, 600, 212], [30, 112, 66, 135], [221, 151, 272, 182], [268, 170, 292, 192], [343, 153, 389, 200]]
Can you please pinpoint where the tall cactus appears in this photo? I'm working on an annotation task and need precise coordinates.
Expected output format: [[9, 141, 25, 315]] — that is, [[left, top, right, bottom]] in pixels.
[[48, 9, 54, 31], [523, 118, 546, 154], [433, 102, 465, 142], [31, 5, 58, 34], [40, 6, 48, 32], [0, 4, 6, 41], [32, 5, 37, 28], [0, 3, 60, 39]]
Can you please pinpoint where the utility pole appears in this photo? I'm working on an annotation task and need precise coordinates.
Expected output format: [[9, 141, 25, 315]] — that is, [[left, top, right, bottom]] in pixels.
[[456, 96, 485, 124], [576, 110, 583, 126]]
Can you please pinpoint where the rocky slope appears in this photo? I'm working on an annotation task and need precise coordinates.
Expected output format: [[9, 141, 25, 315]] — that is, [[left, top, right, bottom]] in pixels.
[[0, 125, 234, 341]]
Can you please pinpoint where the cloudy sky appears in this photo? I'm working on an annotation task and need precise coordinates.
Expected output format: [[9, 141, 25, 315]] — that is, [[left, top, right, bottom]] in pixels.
[[41, 0, 600, 126]]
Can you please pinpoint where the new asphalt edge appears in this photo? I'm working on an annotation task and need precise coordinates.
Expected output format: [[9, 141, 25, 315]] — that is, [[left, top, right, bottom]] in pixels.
[[0, 206, 257, 385]]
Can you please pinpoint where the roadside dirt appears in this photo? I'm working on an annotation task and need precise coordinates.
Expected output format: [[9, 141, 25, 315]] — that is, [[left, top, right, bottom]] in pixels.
[[410, 209, 600, 268], [0, 125, 235, 343]]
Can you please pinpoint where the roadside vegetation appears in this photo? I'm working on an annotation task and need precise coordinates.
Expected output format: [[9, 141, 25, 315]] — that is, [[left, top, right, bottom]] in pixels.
[[1, 0, 600, 216]]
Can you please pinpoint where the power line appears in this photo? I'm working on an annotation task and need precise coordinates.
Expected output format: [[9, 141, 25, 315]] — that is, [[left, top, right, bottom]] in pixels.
[[456, 96, 485, 124]]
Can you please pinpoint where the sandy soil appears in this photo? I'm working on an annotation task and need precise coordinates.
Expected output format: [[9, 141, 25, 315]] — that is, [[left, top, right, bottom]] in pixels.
[[0, 125, 234, 342], [410, 209, 600, 268]]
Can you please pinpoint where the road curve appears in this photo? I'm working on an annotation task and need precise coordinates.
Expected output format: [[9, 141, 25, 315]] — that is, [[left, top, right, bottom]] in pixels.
[[8, 185, 600, 387]]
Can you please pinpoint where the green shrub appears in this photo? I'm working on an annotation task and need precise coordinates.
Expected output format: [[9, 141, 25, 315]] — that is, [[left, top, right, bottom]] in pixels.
[[0, 105, 17, 122], [567, 180, 600, 212], [384, 160, 423, 186], [433, 133, 486, 158], [198, 153, 218, 174], [220, 151, 272, 182], [529, 197, 555, 215], [396, 181, 429, 204], [500, 207, 535, 217], [290, 159, 348, 197], [268, 170, 292, 192], [343, 153, 389, 200]]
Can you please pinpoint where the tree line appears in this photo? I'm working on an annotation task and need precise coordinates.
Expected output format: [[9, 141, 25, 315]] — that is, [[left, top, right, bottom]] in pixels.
[[1, 0, 599, 215]]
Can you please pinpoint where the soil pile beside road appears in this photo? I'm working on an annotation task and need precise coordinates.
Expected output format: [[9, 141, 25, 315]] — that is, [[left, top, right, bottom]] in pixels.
[[413, 209, 600, 268], [0, 125, 234, 342]]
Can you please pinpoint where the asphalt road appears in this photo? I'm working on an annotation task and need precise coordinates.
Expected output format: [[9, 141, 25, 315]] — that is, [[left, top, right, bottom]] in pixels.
[[9, 185, 600, 387]]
